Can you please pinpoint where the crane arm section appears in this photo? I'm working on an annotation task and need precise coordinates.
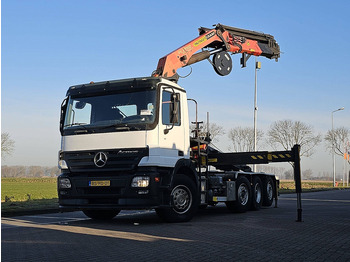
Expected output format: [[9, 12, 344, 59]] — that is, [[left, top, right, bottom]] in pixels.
[[152, 24, 280, 78]]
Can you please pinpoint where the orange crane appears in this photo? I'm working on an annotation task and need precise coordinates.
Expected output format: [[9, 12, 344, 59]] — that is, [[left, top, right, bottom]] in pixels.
[[152, 24, 280, 78]]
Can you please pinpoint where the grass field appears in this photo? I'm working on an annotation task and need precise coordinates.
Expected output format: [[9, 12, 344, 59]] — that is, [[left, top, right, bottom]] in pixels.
[[2, 178, 57, 201], [1, 177, 347, 215], [279, 180, 335, 193], [1, 178, 58, 215]]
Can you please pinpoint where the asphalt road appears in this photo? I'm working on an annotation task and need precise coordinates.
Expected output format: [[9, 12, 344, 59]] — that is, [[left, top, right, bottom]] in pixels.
[[2, 190, 350, 262]]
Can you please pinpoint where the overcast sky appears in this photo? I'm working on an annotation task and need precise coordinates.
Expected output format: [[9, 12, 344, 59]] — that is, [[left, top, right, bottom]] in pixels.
[[2, 0, 349, 176]]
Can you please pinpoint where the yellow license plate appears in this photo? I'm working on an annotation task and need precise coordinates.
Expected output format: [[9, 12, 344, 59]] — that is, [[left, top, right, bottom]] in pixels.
[[89, 180, 110, 187]]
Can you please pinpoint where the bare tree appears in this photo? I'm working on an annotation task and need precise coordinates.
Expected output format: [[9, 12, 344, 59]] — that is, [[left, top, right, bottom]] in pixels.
[[324, 127, 349, 156], [1, 132, 15, 160], [284, 169, 293, 180], [1, 165, 61, 178], [303, 169, 313, 180], [267, 120, 321, 157], [191, 122, 225, 143], [28, 166, 45, 177], [202, 122, 225, 143], [227, 126, 264, 152], [256, 165, 286, 178], [1, 166, 26, 177]]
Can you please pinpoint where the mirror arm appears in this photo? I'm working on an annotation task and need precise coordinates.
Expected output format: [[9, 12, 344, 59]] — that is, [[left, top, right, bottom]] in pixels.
[[164, 122, 175, 134]]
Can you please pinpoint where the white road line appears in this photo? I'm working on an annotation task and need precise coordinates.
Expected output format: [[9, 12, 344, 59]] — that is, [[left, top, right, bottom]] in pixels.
[[280, 198, 350, 203], [1, 217, 89, 229], [1, 210, 153, 229], [20, 215, 85, 220]]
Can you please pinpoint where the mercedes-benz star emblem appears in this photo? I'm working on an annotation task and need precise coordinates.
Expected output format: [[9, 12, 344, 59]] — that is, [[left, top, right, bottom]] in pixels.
[[94, 152, 108, 168]]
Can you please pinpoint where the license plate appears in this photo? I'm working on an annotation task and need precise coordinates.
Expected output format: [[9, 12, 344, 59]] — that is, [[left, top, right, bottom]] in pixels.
[[89, 180, 110, 187]]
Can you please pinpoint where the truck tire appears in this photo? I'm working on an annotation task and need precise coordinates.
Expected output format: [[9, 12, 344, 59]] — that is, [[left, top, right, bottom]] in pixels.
[[262, 176, 275, 207], [251, 176, 263, 211], [156, 174, 198, 223], [226, 176, 251, 213], [82, 209, 120, 220]]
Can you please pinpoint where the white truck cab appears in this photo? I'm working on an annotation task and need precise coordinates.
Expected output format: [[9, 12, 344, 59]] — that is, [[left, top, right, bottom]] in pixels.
[[58, 77, 201, 221]]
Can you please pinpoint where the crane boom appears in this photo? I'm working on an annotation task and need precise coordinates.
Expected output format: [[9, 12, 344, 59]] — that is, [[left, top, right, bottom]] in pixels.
[[152, 24, 280, 78]]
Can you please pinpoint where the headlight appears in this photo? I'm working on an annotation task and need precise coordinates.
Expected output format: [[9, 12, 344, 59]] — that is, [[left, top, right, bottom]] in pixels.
[[59, 178, 72, 189], [58, 160, 68, 170], [131, 176, 150, 188]]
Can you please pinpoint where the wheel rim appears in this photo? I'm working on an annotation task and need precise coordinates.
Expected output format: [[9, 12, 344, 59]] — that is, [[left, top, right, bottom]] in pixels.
[[255, 183, 262, 204], [266, 182, 273, 200], [238, 184, 249, 205], [171, 185, 192, 214]]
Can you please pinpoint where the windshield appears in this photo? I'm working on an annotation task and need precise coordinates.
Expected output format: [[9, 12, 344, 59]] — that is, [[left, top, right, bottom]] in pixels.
[[63, 89, 157, 134]]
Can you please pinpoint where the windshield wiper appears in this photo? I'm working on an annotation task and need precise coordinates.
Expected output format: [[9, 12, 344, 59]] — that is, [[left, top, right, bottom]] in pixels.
[[119, 124, 142, 131], [64, 123, 90, 134], [116, 126, 131, 131], [74, 129, 88, 134], [95, 123, 142, 131], [64, 122, 88, 127]]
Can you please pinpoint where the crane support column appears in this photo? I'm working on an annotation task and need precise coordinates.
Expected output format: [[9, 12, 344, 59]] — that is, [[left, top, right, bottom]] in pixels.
[[292, 144, 303, 222]]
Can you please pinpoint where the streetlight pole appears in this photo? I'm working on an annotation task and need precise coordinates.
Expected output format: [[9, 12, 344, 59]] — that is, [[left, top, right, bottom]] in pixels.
[[332, 107, 344, 187], [253, 58, 261, 172]]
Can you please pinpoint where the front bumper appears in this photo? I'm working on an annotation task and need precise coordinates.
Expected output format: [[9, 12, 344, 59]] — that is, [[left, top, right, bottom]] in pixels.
[[58, 169, 171, 211]]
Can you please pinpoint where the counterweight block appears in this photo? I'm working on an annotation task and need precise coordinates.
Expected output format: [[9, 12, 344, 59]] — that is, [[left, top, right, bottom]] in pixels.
[[212, 51, 232, 76]]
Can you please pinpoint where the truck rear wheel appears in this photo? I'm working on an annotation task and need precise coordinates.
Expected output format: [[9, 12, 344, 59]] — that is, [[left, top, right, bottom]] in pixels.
[[156, 174, 198, 223], [251, 176, 263, 210], [226, 176, 251, 213], [262, 176, 275, 207], [82, 209, 120, 220]]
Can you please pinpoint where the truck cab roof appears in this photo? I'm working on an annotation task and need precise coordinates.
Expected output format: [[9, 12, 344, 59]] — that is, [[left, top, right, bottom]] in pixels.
[[66, 77, 184, 97]]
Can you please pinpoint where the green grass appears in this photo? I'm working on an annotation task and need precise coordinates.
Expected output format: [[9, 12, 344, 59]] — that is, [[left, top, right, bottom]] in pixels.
[[1, 199, 59, 215], [1, 178, 58, 215], [281, 180, 332, 191], [279, 180, 349, 193], [2, 177, 58, 201]]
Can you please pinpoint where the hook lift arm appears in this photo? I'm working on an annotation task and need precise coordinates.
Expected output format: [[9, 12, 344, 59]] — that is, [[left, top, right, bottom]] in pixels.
[[152, 24, 280, 79]]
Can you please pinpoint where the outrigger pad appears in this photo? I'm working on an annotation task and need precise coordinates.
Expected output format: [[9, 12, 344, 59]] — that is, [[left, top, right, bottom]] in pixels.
[[212, 51, 232, 76]]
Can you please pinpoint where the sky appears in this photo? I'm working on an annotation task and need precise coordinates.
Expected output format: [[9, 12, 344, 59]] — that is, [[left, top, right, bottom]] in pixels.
[[1, 0, 349, 177]]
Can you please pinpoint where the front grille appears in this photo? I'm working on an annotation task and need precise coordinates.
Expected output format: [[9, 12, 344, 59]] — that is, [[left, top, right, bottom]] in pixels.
[[63, 147, 148, 172]]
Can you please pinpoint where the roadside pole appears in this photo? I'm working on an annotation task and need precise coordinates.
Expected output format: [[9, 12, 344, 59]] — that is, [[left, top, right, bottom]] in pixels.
[[293, 144, 303, 222]]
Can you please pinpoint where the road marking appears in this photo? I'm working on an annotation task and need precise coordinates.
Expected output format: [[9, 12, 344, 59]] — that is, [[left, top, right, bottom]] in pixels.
[[2, 217, 193, 243], [23, 215, 84, 219], [281, 198, 350, 203], [1, 210, 153, 230], [1, 216, 89, 230], [21, 215, 89, 222]]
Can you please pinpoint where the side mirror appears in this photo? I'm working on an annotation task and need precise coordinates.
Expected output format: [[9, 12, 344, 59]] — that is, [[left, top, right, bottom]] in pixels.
[[169, 93, 180, 124], [59, 97, 68, 135], [75, 101, 86, 109], [164, 92, 180, 134]]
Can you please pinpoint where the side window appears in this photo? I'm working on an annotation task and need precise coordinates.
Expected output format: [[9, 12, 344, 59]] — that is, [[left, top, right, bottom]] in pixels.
[[162, 91, 181, 126], [71, 101, 92, 125]]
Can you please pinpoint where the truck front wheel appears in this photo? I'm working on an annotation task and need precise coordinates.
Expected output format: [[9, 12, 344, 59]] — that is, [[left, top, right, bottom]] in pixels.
[[82, 209, 120, 220], [156, 174, 198, 223]]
